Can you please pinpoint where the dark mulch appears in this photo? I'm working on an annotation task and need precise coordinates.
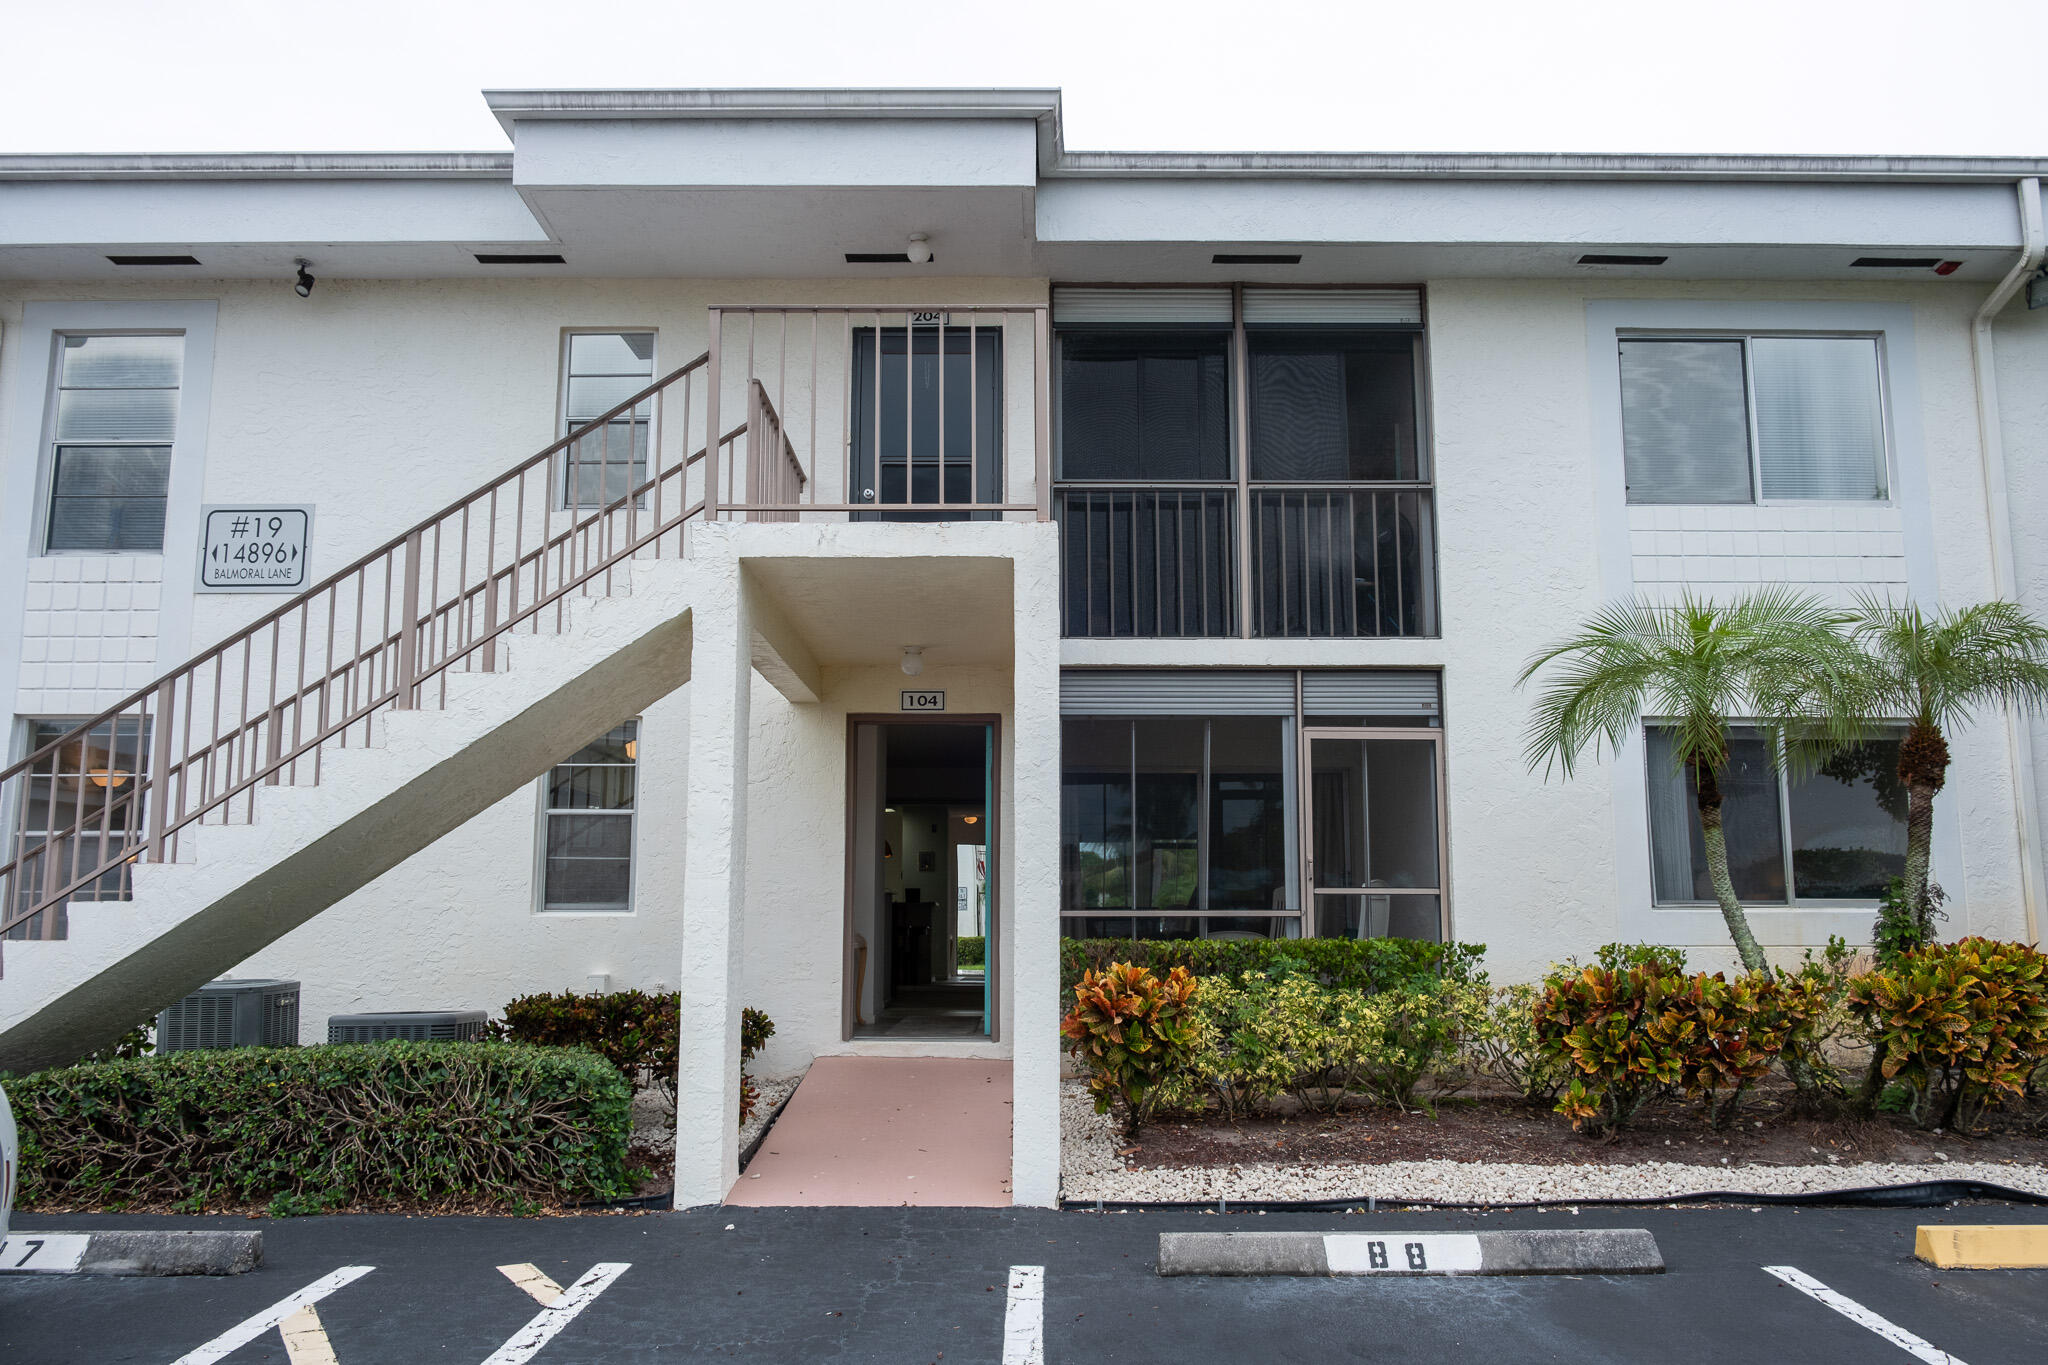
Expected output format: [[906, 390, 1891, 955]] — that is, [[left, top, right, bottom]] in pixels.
[[1122, 1085, 2048, 1172]]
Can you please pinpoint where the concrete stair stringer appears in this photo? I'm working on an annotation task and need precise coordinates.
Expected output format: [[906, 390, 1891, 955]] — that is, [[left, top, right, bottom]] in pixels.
[[0, 557, 703, 1072]]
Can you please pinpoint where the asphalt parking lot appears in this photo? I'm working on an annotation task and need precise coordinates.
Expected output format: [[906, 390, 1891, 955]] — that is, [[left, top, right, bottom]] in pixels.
[[2, 1203, 2044, 1363]]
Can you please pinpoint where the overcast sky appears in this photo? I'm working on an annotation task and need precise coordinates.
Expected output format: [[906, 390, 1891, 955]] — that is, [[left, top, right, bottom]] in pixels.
[[5, 0, 2042, 158]]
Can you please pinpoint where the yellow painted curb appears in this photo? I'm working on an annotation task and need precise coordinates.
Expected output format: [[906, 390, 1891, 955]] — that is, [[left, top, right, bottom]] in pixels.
[[1914, 1225, 2048, 1269]]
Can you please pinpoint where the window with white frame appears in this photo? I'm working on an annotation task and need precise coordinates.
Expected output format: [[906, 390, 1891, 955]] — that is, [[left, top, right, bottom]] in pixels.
[[44, 333, 184, 552], [540, 721, 637, 913], [1619, 334, 1888, 505], [560, 332, 654, 508], [1645, 724, 1908, 905]]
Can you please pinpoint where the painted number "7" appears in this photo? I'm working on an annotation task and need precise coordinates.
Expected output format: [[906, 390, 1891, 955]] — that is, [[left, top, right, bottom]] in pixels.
[[13, 1240, 43, 1267]]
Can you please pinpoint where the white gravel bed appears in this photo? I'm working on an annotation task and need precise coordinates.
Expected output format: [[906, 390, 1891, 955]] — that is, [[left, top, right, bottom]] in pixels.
[[1059, 1081, 2048, 1206], [624, 1072, 803, 1167], [739, 1073, 803, 1163]]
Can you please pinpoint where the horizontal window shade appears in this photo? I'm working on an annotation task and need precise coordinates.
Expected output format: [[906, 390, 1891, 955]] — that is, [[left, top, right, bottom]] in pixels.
[[1061, 669, 1440, 716], [1752, 337, 1887, 500], [1619, 338, 1752, 505], [60, 334, 182, 388], [55, 387, 178, 442], [1243, 288, 1422, 326], [1301, 671, 1440, 716], [1062, 670, 1296, 715], [1054, 288, 1232, 326], [568, 331, 653, 371]]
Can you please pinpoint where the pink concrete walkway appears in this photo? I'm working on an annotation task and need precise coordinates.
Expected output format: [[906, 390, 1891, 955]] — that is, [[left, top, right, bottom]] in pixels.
[[726, 1057, 1013, 1206]]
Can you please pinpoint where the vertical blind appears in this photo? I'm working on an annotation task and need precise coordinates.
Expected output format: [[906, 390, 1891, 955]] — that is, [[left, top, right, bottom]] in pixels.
[[1752, 337, 1887, 500], [1620, 334, 1888, 505]]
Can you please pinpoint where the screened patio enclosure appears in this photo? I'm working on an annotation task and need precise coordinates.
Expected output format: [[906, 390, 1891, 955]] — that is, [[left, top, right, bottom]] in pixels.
[[1058, 669, 1447, 941]]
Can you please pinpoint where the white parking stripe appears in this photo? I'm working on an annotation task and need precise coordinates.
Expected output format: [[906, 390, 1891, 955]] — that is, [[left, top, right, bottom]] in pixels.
[[497, 1263, 566, 1307], [167, 1265, 375, 1365], [479, 1262, 629, 1365], [1002, 1265, 1045, 1365], [280, 1305, 339, 1365], [1763, 1266, 1968, 1364]]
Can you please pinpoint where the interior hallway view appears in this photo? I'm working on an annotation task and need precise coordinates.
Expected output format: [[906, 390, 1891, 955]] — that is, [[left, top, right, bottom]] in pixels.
[[851, 721, 994, 1040]]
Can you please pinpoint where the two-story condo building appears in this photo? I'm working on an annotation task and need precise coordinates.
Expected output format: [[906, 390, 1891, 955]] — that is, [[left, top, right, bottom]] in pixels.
[[2, 89, 2045, 1208]]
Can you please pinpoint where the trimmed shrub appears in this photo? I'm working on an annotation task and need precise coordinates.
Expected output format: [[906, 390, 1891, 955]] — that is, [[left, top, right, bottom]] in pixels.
[[957, 936, 986, 968], [1466, 982, 1572, 1106], [1163, 973, 1300, 1120], [1062, 963, 1201, 1136], [493, 989, 680, 1112], [10, 1042, 630, 1213], [492, 992, 776, 1129], [1157, 972, 1492, 1119], [1533, 958, 1822, 1133], [1060, 936, 1483, 997], [1847, 937, 2048, 1129]]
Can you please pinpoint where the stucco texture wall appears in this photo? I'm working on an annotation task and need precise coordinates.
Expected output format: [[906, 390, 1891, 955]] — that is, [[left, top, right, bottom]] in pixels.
[[1425, 277, 2035, 974]]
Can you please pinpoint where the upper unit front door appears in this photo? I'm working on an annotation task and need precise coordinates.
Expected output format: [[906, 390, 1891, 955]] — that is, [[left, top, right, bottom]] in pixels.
[[1301, 728, 1446, 941], [850, 323, 1003, 521]]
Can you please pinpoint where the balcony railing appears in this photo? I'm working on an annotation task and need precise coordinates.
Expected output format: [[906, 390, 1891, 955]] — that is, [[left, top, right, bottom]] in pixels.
[[1055, 488, 1236, 637], [1057, 484, 1437, 639], [706, 306, 1050, 522], [1251, 487, 1436, 638]]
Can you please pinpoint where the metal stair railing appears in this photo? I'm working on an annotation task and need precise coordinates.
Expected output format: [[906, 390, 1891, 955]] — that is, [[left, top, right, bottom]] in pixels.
[[0, 351, 727, 963]]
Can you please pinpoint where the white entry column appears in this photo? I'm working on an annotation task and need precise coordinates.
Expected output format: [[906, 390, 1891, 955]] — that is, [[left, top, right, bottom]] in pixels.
[[673, 526, 751, 1207], [1007, 522, 1064, 1207]]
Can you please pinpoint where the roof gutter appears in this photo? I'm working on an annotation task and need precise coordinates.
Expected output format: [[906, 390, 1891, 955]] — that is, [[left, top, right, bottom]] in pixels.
[[1969, 176, 2046, 946]]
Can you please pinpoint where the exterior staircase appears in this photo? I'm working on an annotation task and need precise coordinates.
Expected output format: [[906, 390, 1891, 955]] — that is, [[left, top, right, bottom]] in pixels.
[[0, 354, 724, 1072]]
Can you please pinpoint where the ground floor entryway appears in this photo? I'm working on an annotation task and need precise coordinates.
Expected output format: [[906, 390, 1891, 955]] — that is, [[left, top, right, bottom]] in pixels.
[[725, 1057, 1013, 1206], [847, 718, 998, 1040]]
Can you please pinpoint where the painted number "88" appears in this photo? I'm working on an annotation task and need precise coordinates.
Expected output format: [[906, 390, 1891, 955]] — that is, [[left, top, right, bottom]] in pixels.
[[1363, 1241, 1429, 1270]]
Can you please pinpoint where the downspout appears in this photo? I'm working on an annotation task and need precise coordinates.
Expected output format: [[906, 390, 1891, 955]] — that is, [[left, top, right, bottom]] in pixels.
[[1969, 175, 2046, 945]]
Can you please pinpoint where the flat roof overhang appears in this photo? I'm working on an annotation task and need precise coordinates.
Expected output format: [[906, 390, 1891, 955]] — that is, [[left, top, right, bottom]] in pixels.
[[1, 87, 2041, 284]]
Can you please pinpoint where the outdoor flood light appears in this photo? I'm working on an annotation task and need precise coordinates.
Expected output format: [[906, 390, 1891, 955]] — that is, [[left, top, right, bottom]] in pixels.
[[905, 233, 932, 265], [294, 259, 316, 297], [901, 646, 924, 676]]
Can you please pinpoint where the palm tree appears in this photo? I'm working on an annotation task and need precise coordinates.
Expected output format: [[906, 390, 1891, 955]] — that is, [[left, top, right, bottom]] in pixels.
[[1519, 589, 1855, 974], [1782, 597, 2048, 920]]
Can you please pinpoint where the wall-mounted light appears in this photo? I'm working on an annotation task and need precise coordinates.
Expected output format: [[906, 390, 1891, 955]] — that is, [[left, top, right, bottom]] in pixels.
[[962, 814, 979, 825], [901, 646, 924, 677], [905, 233, 933, 266], [293, 259, 316, 298]]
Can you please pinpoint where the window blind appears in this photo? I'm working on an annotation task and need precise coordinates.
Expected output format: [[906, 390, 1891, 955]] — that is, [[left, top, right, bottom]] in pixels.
[[1752, 337, 1887, 500], [1060, 669, 1440, 716], [1242, 288, 1422, 326], [1618, 338, 1752, 504], [1052, 288, 1232, 325]]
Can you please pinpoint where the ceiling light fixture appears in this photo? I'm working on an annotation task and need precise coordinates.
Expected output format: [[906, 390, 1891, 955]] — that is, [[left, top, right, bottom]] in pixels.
[[901, 646, 925, 677], [905, 233, 933, 265], [293, 259, 316, 298]]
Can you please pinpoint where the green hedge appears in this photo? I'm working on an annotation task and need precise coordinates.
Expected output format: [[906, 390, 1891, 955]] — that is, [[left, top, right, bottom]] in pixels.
[[1060, 936, 1483, 997], [957, 936, 986, 967], [9, 1041, 631, 1214]]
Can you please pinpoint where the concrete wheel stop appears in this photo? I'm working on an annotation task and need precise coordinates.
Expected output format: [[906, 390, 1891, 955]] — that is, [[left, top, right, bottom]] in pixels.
[[1157, 1228, 1664, 1277], [0, 1229, 263, 1276]]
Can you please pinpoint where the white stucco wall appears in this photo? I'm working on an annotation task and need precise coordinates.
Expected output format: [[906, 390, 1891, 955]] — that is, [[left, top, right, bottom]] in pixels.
[[4, 262, 2045, 1203]]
